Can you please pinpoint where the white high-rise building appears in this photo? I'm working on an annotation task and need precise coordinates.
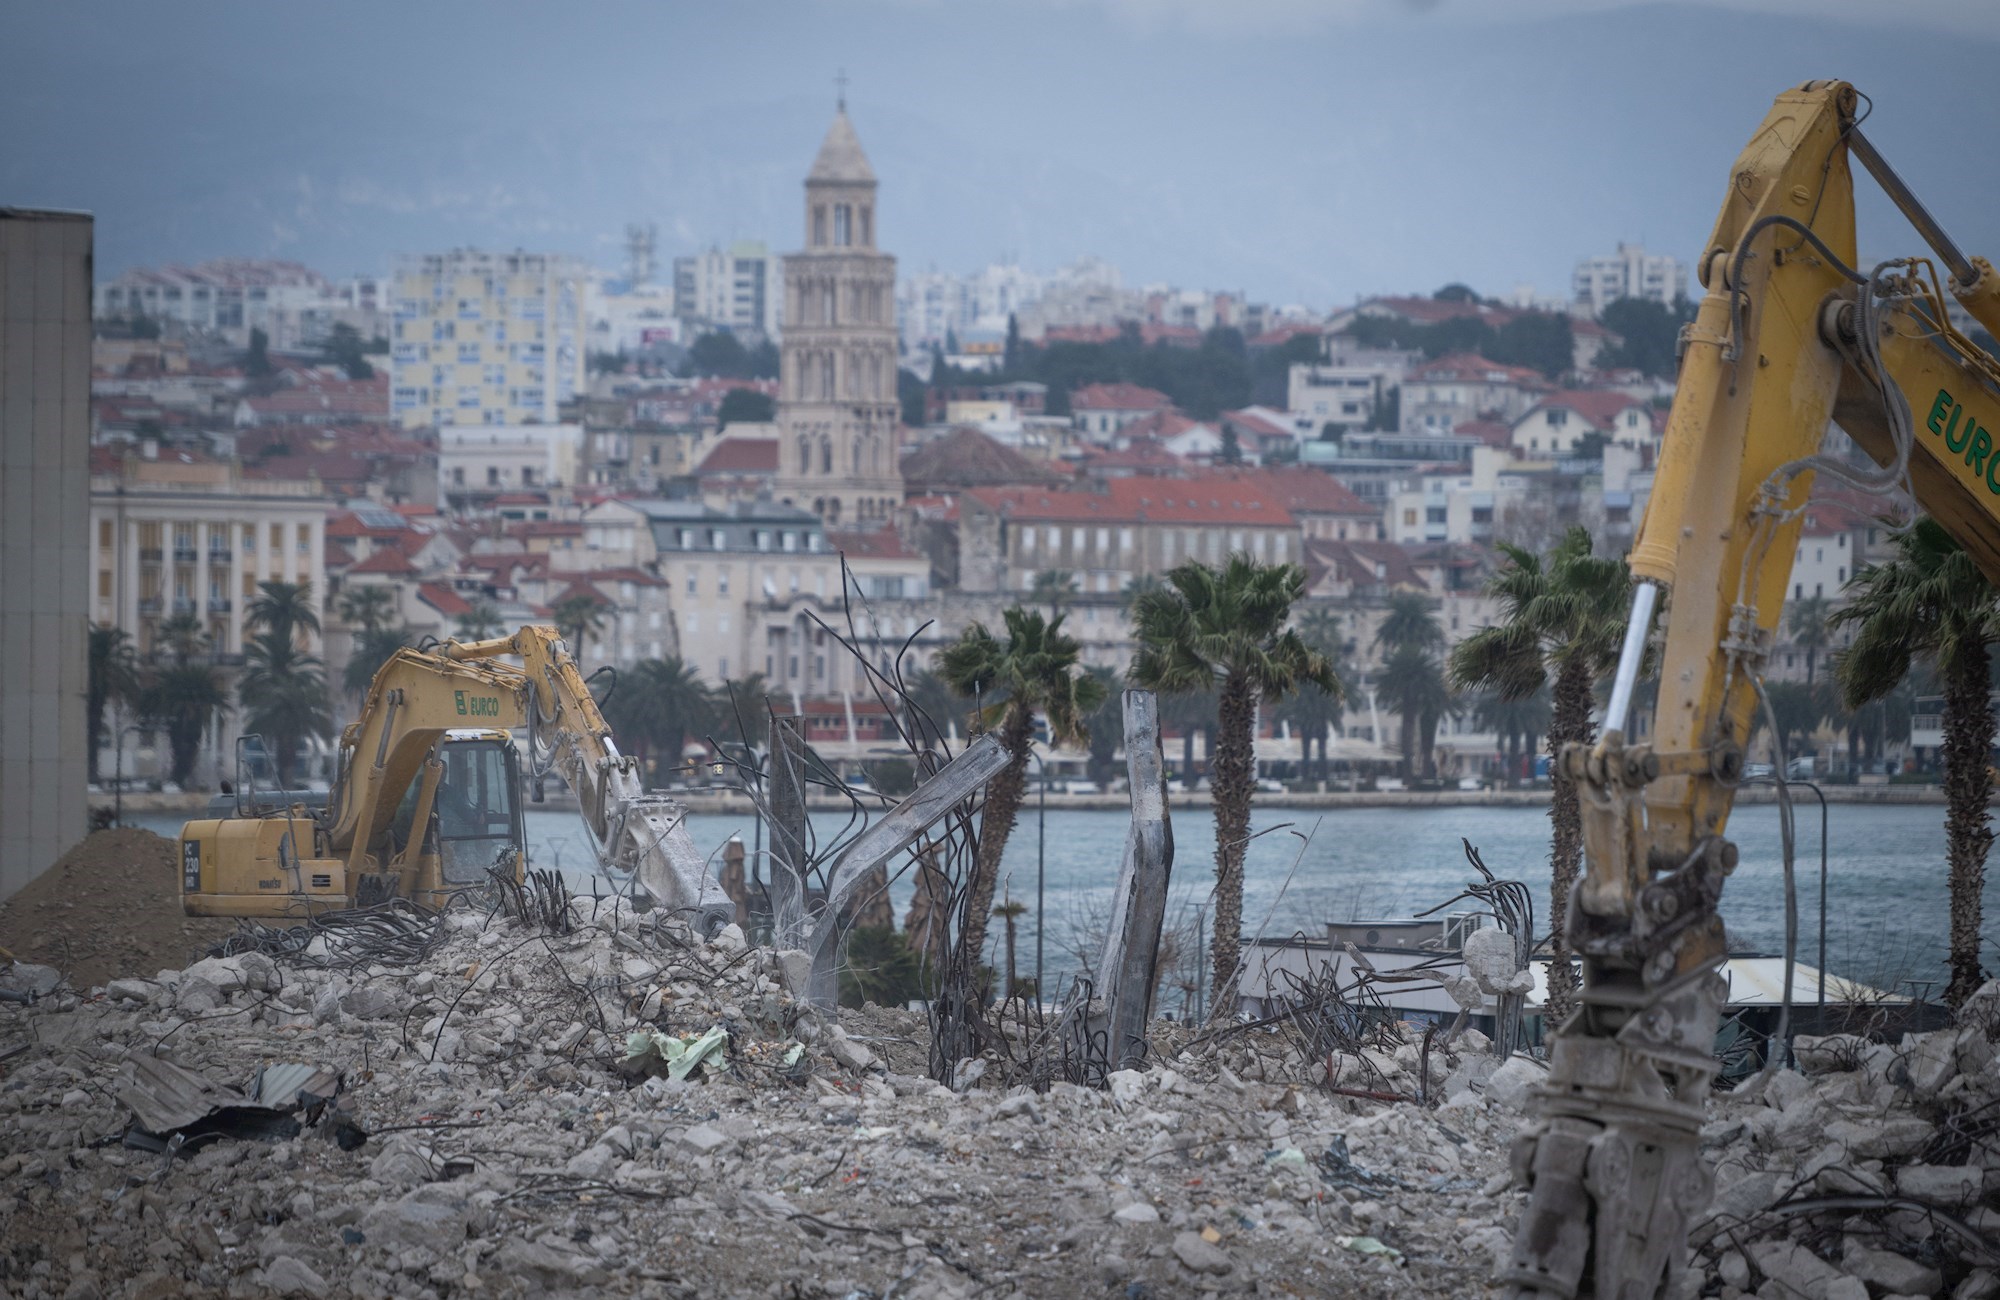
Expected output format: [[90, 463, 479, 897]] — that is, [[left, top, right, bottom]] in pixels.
[[389, 249, 588, 430], [1571, 242, 1689, 317], [672, 240, 782, 339]]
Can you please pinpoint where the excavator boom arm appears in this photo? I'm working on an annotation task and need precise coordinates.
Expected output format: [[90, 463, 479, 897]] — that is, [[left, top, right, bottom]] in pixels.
[[1504, 80, 2000, 1298]]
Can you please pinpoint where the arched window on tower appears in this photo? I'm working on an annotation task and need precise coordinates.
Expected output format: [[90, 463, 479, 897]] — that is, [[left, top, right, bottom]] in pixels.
[[834, 204, 851, 247], [822, 280, 834, 327], [860, 207, 872, 247], [813, 206, 827, 247], [820, 351, 835, 400], [820, 437, 832, 474], [797, 435, 811, 474], [852, 440, 861, 475]]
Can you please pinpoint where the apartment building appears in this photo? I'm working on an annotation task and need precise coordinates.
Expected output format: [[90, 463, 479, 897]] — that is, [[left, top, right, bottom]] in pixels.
[[89, 450, 327, 659], [1572, 242, 1690, 317], [389, 249, 587, 430], [94, 258, 362, 350], [437, 424, 583, 505], [672, 241, 781, 339]]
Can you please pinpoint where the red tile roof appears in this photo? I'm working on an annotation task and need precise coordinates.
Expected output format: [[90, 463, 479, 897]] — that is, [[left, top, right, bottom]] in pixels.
[[1525, 389, 1645, 431], [828, 527, 920, 561], [1455, 418, 1514, 449], [695, 436, 780, 475], [417, 583, 473, 617], [1070, 382, 1173, 413], [349, 548, 420, 576], [967, 476, 1295, 526], [1408, 352, 1549, 387], [585, 567, 666, 588], [1213, 468, 1373, 517]]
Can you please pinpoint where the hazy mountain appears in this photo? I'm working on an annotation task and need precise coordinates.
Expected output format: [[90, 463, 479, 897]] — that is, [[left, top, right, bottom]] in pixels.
[[4, 2, 1996, 306]]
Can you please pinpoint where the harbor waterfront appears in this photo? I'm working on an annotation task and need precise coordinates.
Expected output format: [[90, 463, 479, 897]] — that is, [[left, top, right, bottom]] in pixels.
[[136, 799, 1962, 1002]]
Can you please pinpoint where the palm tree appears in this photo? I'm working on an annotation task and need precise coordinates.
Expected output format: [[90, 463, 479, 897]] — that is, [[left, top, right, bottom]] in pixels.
[[242, 584, 334, 789], [1834, 517, 2000, 1007], [1376, 590, 1443, 657], [1448, 526, 1631, 1025], [1081, 665, 1125, 788], [901, 666, 965, 748], [154, 611, 209, 666], [1130, 556, 1337, 1012], [1159, 686, 1217, 784], [1788, 594, 1835, 685], [88, 624, 140, 782], [344, 625, 412, 699], [247, 580, 320, 648], [938, 607, 1104, 964], [1282, 609, 1349, 783], [1472, 687, 1552, 786], [712, 671, 772, 754], [336, 584, 397, 636], [609, 656, 713, 784], [1029, 569, 1078, 618], [1378, 643, 1453, 780], [138, 662, 228, 788], [551, 591, 609, 660], [993, 897, 1030, 996], [1373, 593, 1447, 780], [1755, 680, 1823, 767], [454, 600, 505, 642]]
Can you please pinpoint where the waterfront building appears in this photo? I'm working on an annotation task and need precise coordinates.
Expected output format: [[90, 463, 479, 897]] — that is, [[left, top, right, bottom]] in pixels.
[[1571, 242, 1689, 317], [672, 241, 782, 339]]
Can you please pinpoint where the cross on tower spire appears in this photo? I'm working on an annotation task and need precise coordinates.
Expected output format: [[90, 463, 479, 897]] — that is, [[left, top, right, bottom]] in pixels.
[[835, 68, 848, 111]]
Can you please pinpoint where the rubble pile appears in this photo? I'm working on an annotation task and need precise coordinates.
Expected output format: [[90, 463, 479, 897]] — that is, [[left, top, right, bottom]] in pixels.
[[1687, 986, 2000, 1300], [0, 898, 1524, 1299]]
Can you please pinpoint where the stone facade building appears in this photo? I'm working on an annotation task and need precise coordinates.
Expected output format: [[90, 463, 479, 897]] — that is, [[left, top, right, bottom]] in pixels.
[[772, 105, 902, 527]]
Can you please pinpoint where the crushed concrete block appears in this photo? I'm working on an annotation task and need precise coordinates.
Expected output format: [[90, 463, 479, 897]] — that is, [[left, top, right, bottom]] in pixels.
[[104, 979, 153, 1004], [1171, 1230, 1233, 1275], [359, 1192, 470, 1255], [1107, 1069, 1148, 1108], [1824, 1117, 1933, 1160], [827, 1028, 877, 1073], [995, 1093, 1041, 1123], [1895, 1163, 1982, 1204], [1842, 1240, 1942, 1296], [174, 976, 224, 1015], [1484, 1057, 1543, 1111], [1746, 1240, 1842, 1295], [1793, 1034, 1869, 1074], [180, 957, 246, 995], [1112, 1202, 1160, 1225], [680, 1123, 730, 1156], [260, 1255, 329, 1298], [339, 985, 403, 1021], [564, 1144, 621, 1179]]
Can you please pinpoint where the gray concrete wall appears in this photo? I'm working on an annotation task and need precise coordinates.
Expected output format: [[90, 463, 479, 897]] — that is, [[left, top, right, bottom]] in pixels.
[[1, 209, 92, 898]]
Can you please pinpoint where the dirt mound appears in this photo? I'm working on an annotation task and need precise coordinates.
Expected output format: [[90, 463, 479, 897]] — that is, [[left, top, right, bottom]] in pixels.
[[0, 827, 233, 988]]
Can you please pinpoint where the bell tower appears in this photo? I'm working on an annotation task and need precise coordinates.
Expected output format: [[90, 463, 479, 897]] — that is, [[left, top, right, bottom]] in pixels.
[[772, 98, 902, 527]]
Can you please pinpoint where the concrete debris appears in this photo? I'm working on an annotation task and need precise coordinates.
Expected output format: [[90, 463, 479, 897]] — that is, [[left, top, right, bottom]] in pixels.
[[0, 890, 1538, 1297], [1687, 981, 2000, 1298]]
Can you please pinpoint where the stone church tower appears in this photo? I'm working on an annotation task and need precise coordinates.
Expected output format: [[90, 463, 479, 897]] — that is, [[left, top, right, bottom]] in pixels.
[[773, 104, 902, 526]]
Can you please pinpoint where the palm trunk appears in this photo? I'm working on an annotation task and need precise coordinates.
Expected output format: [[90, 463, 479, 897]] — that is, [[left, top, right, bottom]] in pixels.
[[1208, 674, 1257, 1018], [1182, 725, 1195, 783], [1545, 652, 1596, 1027], [1942, 644, 1994, 1008], [1399, 705, 1417, 781], [962, 706, 1033, 967], [1003, 916, 1018, 994]]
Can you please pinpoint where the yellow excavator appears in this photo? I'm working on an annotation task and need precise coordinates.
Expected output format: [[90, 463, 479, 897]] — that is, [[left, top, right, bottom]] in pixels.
[[1502, 81, 2000, 1296], [179, 625, 732, 931]]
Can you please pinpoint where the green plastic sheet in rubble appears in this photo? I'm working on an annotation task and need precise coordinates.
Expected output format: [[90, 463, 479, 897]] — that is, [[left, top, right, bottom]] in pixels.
[[623, 1024, 730, 1081]]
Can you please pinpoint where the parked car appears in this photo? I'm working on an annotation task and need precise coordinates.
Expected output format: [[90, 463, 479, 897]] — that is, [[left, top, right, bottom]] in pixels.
[[1255, 778, 1284, 794], [1374, 776, 1407, 792], [1744, 762, 1774, 779], [1457, 775, 1485, 791], [1061, 779, 1102, 795]]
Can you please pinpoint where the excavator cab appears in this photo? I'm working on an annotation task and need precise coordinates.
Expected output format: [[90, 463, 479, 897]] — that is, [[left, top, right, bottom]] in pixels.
[[408, 731, 525, 889], [182, 729, 525, 916]]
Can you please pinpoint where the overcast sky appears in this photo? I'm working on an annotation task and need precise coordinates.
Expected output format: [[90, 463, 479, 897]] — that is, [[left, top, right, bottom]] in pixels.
[[4, 1, 1997, 309]]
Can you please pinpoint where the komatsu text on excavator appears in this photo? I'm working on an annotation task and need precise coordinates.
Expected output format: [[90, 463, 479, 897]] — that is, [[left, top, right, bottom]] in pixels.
[[179, 626, 732, 932], [1502, 81, 2000, 1297]]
